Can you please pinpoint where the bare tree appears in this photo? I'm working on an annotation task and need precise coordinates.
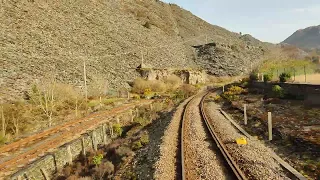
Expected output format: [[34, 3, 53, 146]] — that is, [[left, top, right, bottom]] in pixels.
[[31, 81, 56, 127], [1, 106, 7, 137]]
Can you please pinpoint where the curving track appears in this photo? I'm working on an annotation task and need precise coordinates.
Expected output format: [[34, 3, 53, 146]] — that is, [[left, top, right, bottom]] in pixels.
[[0, 100, 151, 178], [181, 90, 247, 180]]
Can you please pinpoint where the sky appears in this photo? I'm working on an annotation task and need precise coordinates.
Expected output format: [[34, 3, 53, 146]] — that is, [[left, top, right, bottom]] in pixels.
[[162, 0, 320, 43]]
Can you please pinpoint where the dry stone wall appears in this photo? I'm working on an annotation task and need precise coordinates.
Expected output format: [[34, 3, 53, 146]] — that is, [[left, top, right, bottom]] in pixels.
[[9, 106, 141, 180]]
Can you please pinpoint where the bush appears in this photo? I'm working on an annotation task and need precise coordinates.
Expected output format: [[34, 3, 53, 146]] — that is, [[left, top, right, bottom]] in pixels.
[[279, 72, 292, 82], [140, 134, 149, 145], [132, 78, 167, 94], [263, 73, 273, 82], [92, 154, 104, 166], [164, 75, 181, 90], [179, 84, 197, 97], [132, 141, 143, 150], [113, 124, 123, 137], [227, 86, 245, 95], [115, 146, 133, 157], [272, 85, 284, 98], [249, 72, 259, 81], [221, 86, 244, 101], [212, 95, 222, 102], [133, 117, 150, 127]]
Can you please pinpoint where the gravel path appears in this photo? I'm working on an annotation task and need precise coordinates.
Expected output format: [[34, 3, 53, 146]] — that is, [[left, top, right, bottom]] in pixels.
[[205, 98, 291, 180], [153, 97, 193, 180], [183, 95, 230, 180]]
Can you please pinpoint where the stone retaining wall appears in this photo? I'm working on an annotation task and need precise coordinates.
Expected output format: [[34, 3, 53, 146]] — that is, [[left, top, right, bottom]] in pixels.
[[9, 108, 137, 180], [251, 82, 320, 105]]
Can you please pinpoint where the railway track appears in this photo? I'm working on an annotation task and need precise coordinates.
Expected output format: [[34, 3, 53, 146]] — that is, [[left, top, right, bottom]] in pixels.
[[181, 90, 247, 180], [0, 100, 151, 177]]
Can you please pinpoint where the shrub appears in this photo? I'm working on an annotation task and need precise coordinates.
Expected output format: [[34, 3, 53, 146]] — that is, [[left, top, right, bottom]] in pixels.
[[263, 73, 273, 82], [132, 141, 143, 150], [132, 78, 167, 94], [140, 134, 149, 145], [222, 91, 240, 101], [221, 86, 244, 101], [116, 146, 133, 157], [227, 86, 244, 95], [249, 72, 259, 81], [0, 135, 7, 145], [149, 80, 167, 93], [132, 78, 149, 94], [133, 117, 150, 127], [93, 161, 114, 179], [92, 154, 104, 166], [272, 85, 284, 98], [279, 72, 292, 82], [164, 75, 181, 90], [132, 94, 140, 99], [212, 95, 222, 102], [113, 124, 123, 137], [179, 84, 197, 97]]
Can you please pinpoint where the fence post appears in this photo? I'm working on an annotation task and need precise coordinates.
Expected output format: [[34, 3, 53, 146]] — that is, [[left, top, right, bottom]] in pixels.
[[67, 145, 73, 165], [261, 73, 264, 82], [222, 85, 225, 93], [92, 131, 97, 151], [268, 112, 272, 141], [102, 124, 107, 145], [304, 66, 307, 83], [81, 137, 86, 157], [244, 104, 247, 125]]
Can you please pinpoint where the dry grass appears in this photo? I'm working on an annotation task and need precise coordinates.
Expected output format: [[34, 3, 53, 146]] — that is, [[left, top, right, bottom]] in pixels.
[[293, 74, 320, 84], [208, 75, 245, 86]]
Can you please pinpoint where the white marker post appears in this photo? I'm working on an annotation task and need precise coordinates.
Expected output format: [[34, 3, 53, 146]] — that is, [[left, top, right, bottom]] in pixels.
[[261, 73, 264, 82], [268, 112, 272, 141], [244, 104, 247, 125], [222, 85, 225, 93]]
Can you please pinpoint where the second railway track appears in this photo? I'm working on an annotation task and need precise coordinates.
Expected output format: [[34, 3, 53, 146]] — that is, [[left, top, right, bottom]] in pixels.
[[181, 89, 247, 180]]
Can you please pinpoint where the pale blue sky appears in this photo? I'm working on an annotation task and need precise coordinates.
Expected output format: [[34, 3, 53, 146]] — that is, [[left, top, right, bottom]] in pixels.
[[162, 0, 320, 43]]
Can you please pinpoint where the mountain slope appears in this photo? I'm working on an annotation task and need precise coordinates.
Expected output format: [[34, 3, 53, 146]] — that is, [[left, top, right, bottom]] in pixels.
[[0, 0, 267, 101], [283, 25, 320, 50]]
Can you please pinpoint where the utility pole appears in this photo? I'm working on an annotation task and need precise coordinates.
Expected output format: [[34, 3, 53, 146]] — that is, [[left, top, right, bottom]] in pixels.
[[83, 60, 88, 102], [141, 50, 144, 66]]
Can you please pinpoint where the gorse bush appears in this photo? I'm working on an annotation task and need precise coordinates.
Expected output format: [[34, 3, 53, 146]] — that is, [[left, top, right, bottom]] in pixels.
[[272, 85, 284, 98], [221, 86, 244, 101], [92, 154, 103, 166], [228, 86, 245, 95], [279, 72, 292, 82], [263, 73, 273, 82], [249, 71, 259, 81], [132, 78, 167, 94], [113, 124, 123, 137]]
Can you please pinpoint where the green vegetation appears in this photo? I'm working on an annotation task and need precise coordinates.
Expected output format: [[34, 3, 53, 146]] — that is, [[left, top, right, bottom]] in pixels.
[[263, 73, 273, 82], [259, 59, 316, 79], [113, 124, 123, 137], [272, 85, 284, 98], [249, 71, 259, 81], [279, 72, 292, 82], [222, 86, 245, 101], [92, 154, 104, 166]]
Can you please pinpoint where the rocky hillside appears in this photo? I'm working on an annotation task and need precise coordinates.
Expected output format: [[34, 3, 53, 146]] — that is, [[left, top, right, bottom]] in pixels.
[[0, 0, 268, 102], [283, 25, 320, 51]]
